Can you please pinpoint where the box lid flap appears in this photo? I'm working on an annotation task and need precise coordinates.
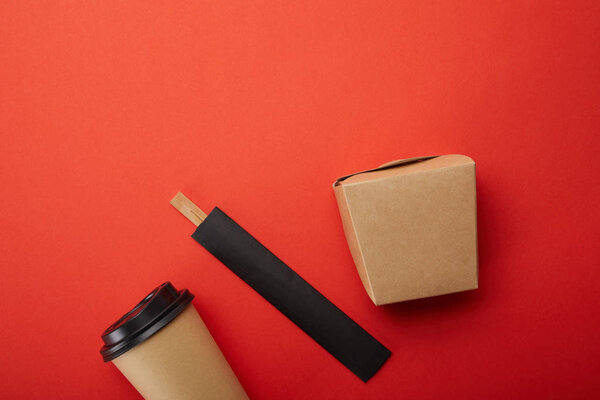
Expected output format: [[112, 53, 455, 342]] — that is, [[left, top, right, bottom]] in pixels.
[[333, 156, 438, 187]]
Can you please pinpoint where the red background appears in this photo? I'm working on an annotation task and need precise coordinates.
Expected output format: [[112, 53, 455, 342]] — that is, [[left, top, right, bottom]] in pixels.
[[1, 1, 599, 399]]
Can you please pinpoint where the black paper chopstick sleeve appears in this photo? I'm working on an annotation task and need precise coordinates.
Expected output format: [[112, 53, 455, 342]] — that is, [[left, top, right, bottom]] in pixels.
[[191, 207, 391, 382]]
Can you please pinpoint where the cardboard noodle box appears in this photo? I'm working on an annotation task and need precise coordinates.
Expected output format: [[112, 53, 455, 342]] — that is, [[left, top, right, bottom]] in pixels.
[[334, 155, 478, 305]]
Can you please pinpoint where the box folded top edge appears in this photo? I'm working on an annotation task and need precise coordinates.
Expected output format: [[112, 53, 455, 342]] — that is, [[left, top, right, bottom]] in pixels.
[[333, 155, 438, 187]]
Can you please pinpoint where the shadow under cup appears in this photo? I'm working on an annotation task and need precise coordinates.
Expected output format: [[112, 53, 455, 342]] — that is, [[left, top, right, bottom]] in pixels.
[[100, 282, 248, 400]]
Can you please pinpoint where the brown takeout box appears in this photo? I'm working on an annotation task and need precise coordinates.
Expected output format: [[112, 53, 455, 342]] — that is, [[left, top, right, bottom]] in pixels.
[[334, 155, 478, 305]]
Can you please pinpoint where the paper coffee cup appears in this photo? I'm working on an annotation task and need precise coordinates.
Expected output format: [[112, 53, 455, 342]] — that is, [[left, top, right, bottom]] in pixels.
[[100, 282, 248, 400]]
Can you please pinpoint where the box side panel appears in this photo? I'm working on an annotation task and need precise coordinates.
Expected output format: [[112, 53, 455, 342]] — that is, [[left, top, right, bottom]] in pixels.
[[345, 162, 478, 304], [471, 162, 479, 289], [333, 185, 377, 303]]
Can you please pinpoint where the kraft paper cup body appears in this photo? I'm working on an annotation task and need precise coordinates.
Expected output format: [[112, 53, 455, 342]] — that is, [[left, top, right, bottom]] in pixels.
[[100, 282, 248, 400]]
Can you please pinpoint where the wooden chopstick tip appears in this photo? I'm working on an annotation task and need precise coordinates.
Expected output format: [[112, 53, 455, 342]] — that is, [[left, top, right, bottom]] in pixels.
[[170, 191, 207, 227]]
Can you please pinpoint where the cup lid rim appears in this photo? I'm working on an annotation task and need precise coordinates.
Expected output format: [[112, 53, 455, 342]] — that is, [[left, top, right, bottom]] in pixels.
[[99, 282, 194, 362]]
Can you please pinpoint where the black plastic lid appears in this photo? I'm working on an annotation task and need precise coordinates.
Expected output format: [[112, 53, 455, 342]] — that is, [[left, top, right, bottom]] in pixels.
[[100, 282, 194, 362]]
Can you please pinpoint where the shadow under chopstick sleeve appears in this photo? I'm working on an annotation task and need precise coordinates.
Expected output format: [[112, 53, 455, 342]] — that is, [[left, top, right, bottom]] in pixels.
[[191, 207, 391, 382]]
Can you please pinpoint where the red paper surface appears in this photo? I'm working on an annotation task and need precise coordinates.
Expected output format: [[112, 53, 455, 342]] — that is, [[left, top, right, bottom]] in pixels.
[[1, 1, 599, 399]]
